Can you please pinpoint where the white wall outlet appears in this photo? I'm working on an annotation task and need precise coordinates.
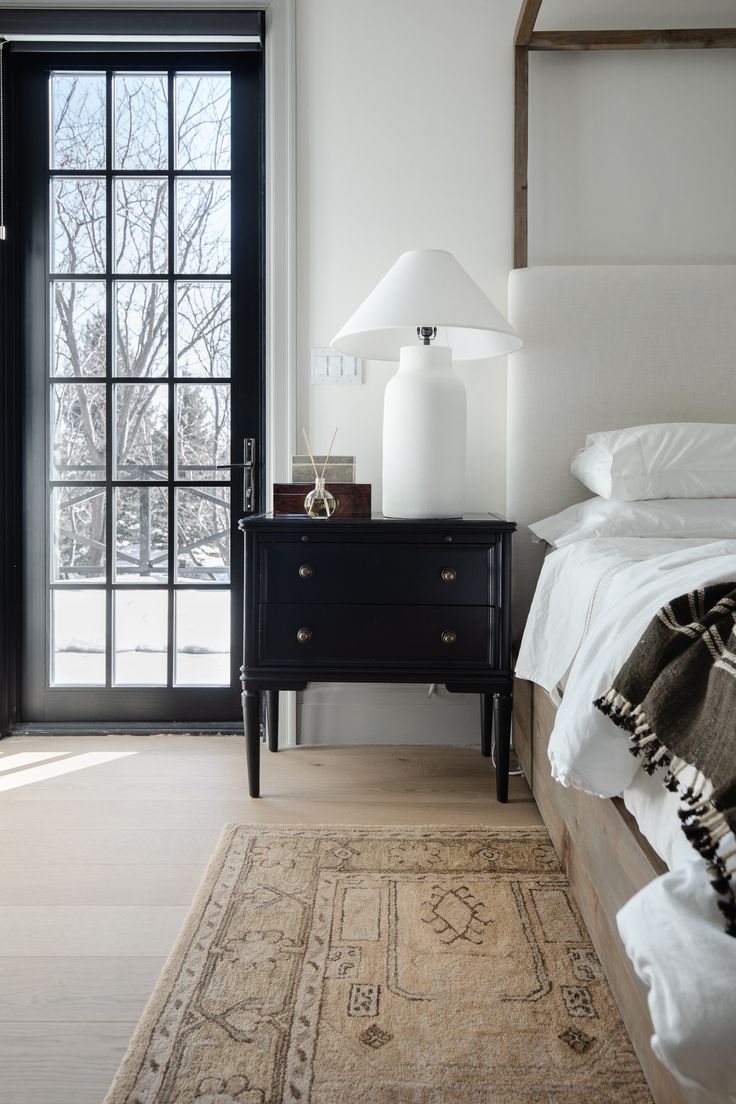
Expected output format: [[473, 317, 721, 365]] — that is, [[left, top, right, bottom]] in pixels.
[[311, 347, 362, 385]]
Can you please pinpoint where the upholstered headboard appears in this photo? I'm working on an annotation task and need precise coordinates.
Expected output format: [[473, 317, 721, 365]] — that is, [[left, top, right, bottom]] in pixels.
[[506, 265, 736, 639]]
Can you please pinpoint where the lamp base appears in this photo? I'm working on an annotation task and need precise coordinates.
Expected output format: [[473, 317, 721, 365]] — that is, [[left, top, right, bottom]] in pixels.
[[381, 344, 466, 519]]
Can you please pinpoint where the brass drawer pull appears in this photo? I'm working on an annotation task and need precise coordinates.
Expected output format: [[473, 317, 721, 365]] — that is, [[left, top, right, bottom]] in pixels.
[[441, 630, 457, 646], [296, 627, 312, 644], [441, 567, 456, 583], [298, 563, 315, 578]]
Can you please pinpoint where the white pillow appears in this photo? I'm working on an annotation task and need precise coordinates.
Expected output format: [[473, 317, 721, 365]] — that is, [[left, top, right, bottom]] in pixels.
[[529, 497, 736, 549], [571, 423, 736, 501]]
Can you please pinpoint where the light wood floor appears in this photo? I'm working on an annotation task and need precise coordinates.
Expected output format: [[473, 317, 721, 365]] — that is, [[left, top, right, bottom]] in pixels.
[[0, 734, 539, 1104]]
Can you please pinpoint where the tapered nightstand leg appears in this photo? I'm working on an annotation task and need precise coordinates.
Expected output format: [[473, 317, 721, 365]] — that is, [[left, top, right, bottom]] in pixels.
[[266, 689, 279, 752], [493, 692, 512, 803], [244, 690, 261, 797], [480, 692, 492, 758]]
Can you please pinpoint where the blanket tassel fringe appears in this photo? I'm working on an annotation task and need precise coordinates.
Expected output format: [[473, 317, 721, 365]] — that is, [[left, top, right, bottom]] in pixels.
[[595, 689, 736, 938]]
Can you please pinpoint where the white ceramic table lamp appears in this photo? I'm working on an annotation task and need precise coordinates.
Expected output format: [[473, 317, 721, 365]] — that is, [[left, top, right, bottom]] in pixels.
[[331, 249, 522, 518]]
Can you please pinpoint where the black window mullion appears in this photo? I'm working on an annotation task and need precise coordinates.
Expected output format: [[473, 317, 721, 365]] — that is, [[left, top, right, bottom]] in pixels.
[[104, 69, 114, 688], [47, 169, 230, 178], [166, 68, 176, 690], [50, 272, 231, 281]]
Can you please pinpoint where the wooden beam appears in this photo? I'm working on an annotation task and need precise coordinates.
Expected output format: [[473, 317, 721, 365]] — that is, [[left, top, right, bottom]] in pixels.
[[514, 0, 544, 46], [513, 44, 529, 269], [513, 1, 543, 267], [529, 27, 736, 50]]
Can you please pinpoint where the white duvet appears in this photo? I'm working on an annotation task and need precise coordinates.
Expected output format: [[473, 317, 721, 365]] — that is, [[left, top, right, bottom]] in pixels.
[[516, 537, 736, 1104]]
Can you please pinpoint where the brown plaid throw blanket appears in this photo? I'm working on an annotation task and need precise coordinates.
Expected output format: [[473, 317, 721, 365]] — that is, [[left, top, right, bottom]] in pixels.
[[594, 582, 736, 937]]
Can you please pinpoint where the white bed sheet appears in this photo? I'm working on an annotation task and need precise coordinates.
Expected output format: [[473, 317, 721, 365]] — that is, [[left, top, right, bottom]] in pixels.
[[621, 767, 694, 871], [516, 536, 718, 697]]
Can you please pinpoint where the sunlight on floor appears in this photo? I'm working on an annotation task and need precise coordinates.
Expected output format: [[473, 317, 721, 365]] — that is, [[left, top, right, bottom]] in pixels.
[[0, 751, 138, 792], [0, 751, 67, 774]]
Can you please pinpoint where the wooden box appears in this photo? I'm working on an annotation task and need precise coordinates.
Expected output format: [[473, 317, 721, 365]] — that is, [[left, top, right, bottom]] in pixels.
[[272, 483, 371, 517]]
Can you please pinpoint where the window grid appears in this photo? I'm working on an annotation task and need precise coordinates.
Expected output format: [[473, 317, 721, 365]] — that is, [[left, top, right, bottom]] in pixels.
[[47, 68, 232, 689]]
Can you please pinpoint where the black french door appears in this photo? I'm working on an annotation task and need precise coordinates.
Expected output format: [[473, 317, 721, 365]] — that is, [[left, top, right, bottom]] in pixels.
[[9, 49, 264, 725]]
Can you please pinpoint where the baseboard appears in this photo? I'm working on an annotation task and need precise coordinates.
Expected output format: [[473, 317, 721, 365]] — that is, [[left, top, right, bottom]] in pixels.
[[9, 722, 243, 737], [297, 682, 482, 746]]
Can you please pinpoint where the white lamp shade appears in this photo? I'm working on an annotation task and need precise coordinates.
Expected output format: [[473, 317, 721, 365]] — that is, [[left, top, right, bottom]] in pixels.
[[331, 249, 522, 361]]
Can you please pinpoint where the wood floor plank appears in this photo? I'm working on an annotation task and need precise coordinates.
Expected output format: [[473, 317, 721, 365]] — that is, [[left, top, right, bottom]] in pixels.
[[0, 906, 188, 956], [0, 1022, 136, 1104], [0, 793, 537, 829], [0, 735, 539, 1103], [4, 775, 505, 801], [0, 864, 206, 906], [0, 798, 538, 852], [0, 827, 225, 866], [2, 746, 492, 801], [0, 957, 164, 1022]]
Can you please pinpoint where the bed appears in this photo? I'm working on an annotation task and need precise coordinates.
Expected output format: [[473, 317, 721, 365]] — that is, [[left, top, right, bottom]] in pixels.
[[506, 265, 736, 1104]]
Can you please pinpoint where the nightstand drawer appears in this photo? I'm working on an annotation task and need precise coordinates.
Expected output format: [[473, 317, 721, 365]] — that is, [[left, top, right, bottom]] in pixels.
[[261, 542, 495, 606], [259, 604, 494, 666]]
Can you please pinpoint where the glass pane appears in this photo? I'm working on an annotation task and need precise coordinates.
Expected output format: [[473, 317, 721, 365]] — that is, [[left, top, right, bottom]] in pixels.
[[115, 178, 168, 274], [175, 590, 230, 686], [176, 281, 230, 378], [176, 487, 230, 583], [176, 74, 231, 170], [114, 590, 167, 686], [52, 487, 106, 582], [115, 281, 169, 377], [52, 73, 106, 170], [51, 281, 106, 377], [115, 383, 168, 480], [51, 589, 105, 686], [51, 383, 106, 480], [115, 487, 168, 582], [176, 179, 230, 274], [114, 73, 168, 170], [52, 178, 106, 274], [176, 383, 230, 479]]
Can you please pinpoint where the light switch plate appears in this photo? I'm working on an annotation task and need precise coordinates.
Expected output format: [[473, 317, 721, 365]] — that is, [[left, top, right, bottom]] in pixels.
[[311, 347, 362, 385]]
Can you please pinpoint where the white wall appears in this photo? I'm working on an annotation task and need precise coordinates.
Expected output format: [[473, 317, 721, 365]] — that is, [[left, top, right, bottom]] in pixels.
[[294, 0, 736, 745], [530, 1, 736, 263], [529, 50, 736, 265], [295, 0, 517, 746], [296, 0, 517, 515]]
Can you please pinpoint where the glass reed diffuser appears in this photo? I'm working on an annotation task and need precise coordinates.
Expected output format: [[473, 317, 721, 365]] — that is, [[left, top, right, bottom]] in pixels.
[[302, 426, 338, 519]]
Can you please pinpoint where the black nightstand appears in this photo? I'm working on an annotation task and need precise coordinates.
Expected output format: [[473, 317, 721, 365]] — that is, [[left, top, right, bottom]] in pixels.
[[239, 513, 516, 801]]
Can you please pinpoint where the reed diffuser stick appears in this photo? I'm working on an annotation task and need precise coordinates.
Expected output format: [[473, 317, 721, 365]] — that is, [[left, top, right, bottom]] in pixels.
[[319, 426, 339, 480], [301, 427, 319, 480]]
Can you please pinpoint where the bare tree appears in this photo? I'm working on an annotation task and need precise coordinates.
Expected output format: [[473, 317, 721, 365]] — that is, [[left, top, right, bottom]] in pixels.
[[52, 73, 232, 584]]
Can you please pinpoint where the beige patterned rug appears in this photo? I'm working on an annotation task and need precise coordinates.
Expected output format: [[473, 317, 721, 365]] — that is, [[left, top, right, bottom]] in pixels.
[[105, 824, 652, 1103]]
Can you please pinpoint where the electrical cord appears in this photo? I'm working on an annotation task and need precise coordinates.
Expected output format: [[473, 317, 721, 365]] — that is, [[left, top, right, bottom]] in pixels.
[[427, 683, 525, 777]]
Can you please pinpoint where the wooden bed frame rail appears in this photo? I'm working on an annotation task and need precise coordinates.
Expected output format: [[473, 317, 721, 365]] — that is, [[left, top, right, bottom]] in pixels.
[[513, 678, 688, 1104]]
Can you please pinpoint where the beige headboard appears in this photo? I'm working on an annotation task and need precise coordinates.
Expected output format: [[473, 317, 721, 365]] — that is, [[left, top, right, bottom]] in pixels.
[[506, 265, 736, 640]]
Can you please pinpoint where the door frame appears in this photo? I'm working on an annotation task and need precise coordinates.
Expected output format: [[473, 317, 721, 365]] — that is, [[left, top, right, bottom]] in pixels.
[[0, 2, 297, 736]]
